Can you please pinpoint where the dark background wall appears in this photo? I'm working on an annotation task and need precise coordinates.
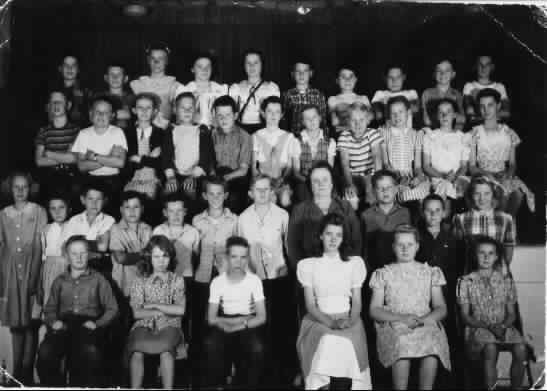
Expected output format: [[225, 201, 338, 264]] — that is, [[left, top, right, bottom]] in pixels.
[[3, 1, 546, 242]]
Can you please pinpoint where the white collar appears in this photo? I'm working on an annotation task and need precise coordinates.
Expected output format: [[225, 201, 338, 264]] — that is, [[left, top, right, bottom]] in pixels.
[[301, 129, 325, 143]]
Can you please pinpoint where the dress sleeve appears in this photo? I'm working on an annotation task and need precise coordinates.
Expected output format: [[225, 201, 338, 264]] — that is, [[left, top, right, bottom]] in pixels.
[[108, 225, 125, 251], [296, 260, 313, 288], [422, 132, 433, 156], [369, 268, 386, 290], [350, 257, 367, 288], [506, 127, 521, 147], [209, 278, 221, 304], [70, 131, 85, 154], [252, 275, 265, 302], [289, 134, 302, 159], [172, 275, 186, 305], [130, 278, 145, 309], [461, 132, 472, 161], [505, 276, 518, 305], [431, 266, 447, 287], [328, 138, 337, 159], [456, 276, 470, 306]]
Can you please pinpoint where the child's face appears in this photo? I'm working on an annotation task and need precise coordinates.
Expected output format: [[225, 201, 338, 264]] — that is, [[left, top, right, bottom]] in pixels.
[[320, 224, 343, 254], [479, 96, 499, 121], [389, 102, 409, 128], [49, 199, 68, 224], [245, 53, 262, 79], [164, 201, 185, 226], [374, 176, 397, 205], [215, 105, 236, 131], [249, 178, 272, 205], [134, 97, 156, 123], [302, 108, 321, 132], [349, 109, 371, 136], [193, 58, 212, 82], [337, 69, 357, 92], [310, 168, 333, 198], [423, 199, 444, 228], [477, 56, 494, 80], [151, 246, 170, 273], [226, 245, 249, 274], [148, 49, 168, 74], [204, 183, 227, 210], [82, 189, 105, 216], [60, 56, 79, 81], [263, 102, 282, 128], [176, 97, 195, 124], [105, 66, 126, 90], [293, 63, 312, 86], [90, 101, 114, 128], [67, 240, 89, 271], [12, 176, 29, 204], [435, 61, 455, 86], [437, 102, 456, 129], [121, 198, 142, 225], [48, 92, 68, 118], [472, 183, 494, 211], [477, 243, 498, 270], [393, 232, 419, 263], [386, 68, 405, 92]]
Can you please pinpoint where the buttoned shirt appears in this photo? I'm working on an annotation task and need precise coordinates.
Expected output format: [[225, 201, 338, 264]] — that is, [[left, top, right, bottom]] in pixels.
[[212, 126, 252, 171], [192, 209, 238, 283], [237, 204, 289, 280], [62, 212, 115, 244], [282, 87, 328, 134], [44, 269, 118, 328], [152, 224, 200, 277], [453, 209, 516, 246]]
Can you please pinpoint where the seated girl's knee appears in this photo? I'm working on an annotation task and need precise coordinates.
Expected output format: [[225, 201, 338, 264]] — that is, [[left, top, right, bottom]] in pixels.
[[482, 343, 498, 359], [160, 351, 174, 360], [512, 343, 527, 360]]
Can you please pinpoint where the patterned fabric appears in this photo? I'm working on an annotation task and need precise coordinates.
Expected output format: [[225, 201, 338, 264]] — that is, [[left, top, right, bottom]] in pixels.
[[457, 270, 523, 358], [453, 209, 516, 246], [41, 222, 70, 306], [282, 87, 328, 134], [369, 261, 451, 369], [152, 224, 200, 277], [192, 209, 238, 283], [253, 129, 299, 179], [463, 81, 508, 100], [337, 128, 383, 175], [299, 134, 330, 177], [34, 122, 80, 153], [371, 89, 419, 128], [471, 124, 520, 173], [130, 75, 182, 127], [212, 126, 252, 171], [130, 272, 185, 332], [381, 126, 424, 176]]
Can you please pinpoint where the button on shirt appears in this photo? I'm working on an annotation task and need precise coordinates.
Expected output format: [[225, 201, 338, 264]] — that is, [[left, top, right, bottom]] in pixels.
[[192, 209, 238, 283], [62, 212, 115, 243], [212, 126, 252, 171], [237, 204, 289, 280]]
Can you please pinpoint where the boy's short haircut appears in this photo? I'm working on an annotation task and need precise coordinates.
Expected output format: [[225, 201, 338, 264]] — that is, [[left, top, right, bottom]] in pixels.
[[301, 103, 321, 117], [64, 234, 89, 253], [80, 181, 107, 198], [477, 87, 501, 104], [250, 174, 272, 189], [48, 89, 70, 104], [387, 95, 411, 111], [337, 63, 357, 75], [194, 52, 215, 67], [394, 223, 420, 243], [471, 234, 504, 270], [385, 64, 405, 75], [204, 175, 228, 193], [47, 191, 70, 208], [226, 235, 250, 253], [292, 57, 314, 71], [89, 93, 116, 112], [348, 102, 372, 116], [212, 95, 237, 113], [422, 194, 445, 210], [162, 192, 189, 209], [175, 91, 196, 107], [243, 48, 264, 63], [435, 98, 459, 113], [133, 92, 161, 110], [260, 95, 283, 112], [371, 169, 399, 188], [60, 53, 80, 66], [120, 191, 144, 206], [145, 43, 171, 57], [105, 61, 127, 73]]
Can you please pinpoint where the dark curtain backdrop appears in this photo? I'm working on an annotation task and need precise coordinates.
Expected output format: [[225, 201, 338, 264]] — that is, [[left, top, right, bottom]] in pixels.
[[4, 2, 546, 242]]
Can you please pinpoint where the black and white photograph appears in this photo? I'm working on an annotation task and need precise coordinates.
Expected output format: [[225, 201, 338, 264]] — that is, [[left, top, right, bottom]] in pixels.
[[0, 0, 544, 389]]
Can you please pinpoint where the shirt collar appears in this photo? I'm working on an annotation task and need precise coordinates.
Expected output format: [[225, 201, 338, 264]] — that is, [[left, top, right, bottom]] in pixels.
[[472, 209, 495, 218], [300, 130, 325, 143], [78, 211, 105, 226], [62, 268, 93, 280], [136, 124, 153, 139], [373, 203, 402, 216]]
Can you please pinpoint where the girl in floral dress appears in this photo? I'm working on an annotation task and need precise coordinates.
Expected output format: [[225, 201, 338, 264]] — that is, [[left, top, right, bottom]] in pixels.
[[457, 236, 526, 389], [369, 224, 450, 390], [126, 235, 186, 389], [469, 88, 535, 218]]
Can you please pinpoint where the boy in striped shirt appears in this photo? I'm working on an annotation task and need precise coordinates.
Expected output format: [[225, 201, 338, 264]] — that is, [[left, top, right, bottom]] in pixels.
[[338, 103, 383, 212]]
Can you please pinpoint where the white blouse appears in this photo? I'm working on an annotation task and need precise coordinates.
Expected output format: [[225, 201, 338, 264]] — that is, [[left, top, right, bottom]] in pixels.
[[175, 81, 228, 127], [297, 255, 366, 315], [229, 80, 280, 125], [423, 129, 470, 174]]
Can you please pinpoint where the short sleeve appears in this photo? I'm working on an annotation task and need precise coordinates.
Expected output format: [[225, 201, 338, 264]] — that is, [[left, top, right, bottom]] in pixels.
[[462, 82, 473, 96], [327, 96, 337, 110], [497, 83, 509, 100], [503, 214, 516, 246], [296, 260, 313, 288], [506, 127, 521, 148], [251, 275, 265, 302], [108, 225, 124, 251], [369, 268, 386, 290], [70, 131, 86, 154], [327, 138, 337, 159], [192, 228, 201, 252], [129, 278, 145, 309], [228, 83, 240, 101], [350, 257, 367, 288], [114, 129, 128, 151], [35, 128, 46, 146], [431, 266, 447, 287], [456, 276, 470, 306], [172, 275, 186, 305], [422, 132, 433, 156], [505, 276, 517, 305], [269, 82, 281, 97], [407, 90, 419, 101], [371, 90, 385, 104], [369, 128, 383, 146], [359, 95, 371, 107], [209, 277, 221, 304]]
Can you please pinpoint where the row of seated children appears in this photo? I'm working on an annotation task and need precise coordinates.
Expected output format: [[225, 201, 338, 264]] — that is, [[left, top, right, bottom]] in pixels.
[[0, 160, 527, 389], [53, 46, 511, 136], [35, 78, 534, 234]]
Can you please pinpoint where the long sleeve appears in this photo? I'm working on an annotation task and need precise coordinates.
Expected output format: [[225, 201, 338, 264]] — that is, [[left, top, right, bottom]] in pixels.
[[199, 126, 217, 175], [44, 278, 61, 326], [287, 204, 304, 271], [95, 274, 118, 327]]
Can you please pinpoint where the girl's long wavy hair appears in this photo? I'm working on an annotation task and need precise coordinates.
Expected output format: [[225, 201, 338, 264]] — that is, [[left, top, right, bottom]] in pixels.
[[138, 235, 177, 278], [312, 213, 351, 262]]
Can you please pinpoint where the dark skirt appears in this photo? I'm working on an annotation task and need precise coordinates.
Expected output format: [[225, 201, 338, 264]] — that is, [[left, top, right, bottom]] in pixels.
[[126, 326, 183, 358]]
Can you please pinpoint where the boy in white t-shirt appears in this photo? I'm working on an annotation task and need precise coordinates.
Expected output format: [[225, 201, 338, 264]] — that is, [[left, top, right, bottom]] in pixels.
[[201, 236, 266, 388]]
